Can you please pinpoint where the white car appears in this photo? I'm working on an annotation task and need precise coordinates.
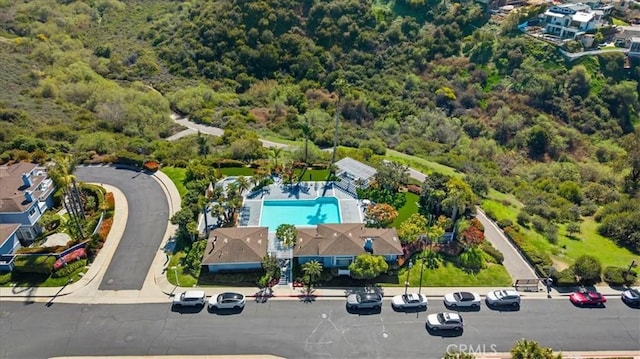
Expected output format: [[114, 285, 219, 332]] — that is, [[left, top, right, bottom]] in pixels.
[[444, 291, 481, 308], [486, 289, 521, 307], [391, 293, 428, 310], [172, 290, 206, 307], [208, 292, 246, 310], [427, 312, 464, 331]]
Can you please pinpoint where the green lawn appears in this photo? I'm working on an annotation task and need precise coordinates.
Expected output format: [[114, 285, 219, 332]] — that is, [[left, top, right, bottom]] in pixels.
[[385, 149, 462, 179], [167, 251, 198, 287], [392, 192, 420, 228], [161, 167, 188, 198], [293, 168, 331, 181], [1, 267, 86, 287], [397, 260, 512, 287], [612, 17, 630, 26], [556, 218, 638, 268], [482, 197, 636, 269]]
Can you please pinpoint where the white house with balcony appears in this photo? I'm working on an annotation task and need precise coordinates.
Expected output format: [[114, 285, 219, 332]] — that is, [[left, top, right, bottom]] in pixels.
[[544, 3, 599, 39]]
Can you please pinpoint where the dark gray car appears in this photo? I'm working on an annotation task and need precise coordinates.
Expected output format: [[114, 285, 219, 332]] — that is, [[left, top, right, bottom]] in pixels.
[[346, 292, 383, 310]]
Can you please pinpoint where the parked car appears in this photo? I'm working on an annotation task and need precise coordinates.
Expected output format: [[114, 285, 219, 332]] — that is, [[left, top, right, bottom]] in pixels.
[[346, 292, 383, 310], [391, 293, 428, 310], [444, 291, 481, 308], [427, 312, 464, 331], [486, 289, 521, 307], [621, 288, 640, 306], [208, 292, 246, 310], [172, 291, 206, 307], [569, 291, 607, 306]]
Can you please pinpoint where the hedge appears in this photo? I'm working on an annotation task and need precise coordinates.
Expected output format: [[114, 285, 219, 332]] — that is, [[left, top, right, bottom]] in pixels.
[[0, 271, 11, 285], [16, 245, 66, 254], [209, 158, 245, 168], [551, 267, 579, 286], [480, 241, 504, 264], [603, 266, 638, 286], [13, 255, 56, 275], [503, 226, 552, 276], [52, 259, 87, 278]]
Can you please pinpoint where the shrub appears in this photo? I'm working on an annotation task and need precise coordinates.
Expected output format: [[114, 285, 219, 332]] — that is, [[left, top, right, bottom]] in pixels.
[[13, 255, 56, 275], [503, 226, 552, 275], [0, 271, 11, 285], [143, 160, 160, 172], [517, 211, 531, 227], [480, 241, 504, 264], [52, 259, 87, 278], [603, 266, 638, 286], [497, 219, 513, 229], [458, 247, 486, 271], [99, 217, 113, 241], [573, 255, 602, 285], [210, 158, 245, 168], [552, 268, 579, 286], [484, 209, 496, 220], [16, 245, 66, 254], [105, 192, 115, 211]]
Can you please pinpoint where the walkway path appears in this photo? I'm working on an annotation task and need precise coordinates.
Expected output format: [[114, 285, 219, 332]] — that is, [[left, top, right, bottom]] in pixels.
[[560, 48, 629, 61]]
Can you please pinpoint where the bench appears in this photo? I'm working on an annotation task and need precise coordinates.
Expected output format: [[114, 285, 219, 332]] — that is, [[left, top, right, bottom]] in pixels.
[[514, 279, 541, 292]]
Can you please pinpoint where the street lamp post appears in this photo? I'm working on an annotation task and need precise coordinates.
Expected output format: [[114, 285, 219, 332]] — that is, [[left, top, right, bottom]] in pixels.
[[405, 260, 413, 296], [418, 259, 426, 295]]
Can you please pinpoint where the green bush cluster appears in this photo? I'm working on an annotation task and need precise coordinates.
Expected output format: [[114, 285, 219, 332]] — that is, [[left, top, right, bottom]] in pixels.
[[550, 267, 578, 286], [496, 219, 513, 229], [52, 259, 87, 278], [480, 241, 504, 264], [503, 226, 552, 276], [13, 256, 56, 275], [210, 158, 246, 168], [0, 271, 11, 285], [603, 266, 638, 286]]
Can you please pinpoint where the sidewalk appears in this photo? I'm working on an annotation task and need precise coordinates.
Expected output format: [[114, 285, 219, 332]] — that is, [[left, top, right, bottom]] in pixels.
[[0, 169, 630, 305]]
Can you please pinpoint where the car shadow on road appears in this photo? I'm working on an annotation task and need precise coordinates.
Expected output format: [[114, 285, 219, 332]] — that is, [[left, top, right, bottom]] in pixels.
[[570, 302, 607, 309], [207, 307, 244, 315], [444, 304, 481, 313], [346, 306, 382, 316], [391, 305, 427, 314], [485, 303, 520, 312], [425, 324, 464, 337], [171, 305, 205, 314]]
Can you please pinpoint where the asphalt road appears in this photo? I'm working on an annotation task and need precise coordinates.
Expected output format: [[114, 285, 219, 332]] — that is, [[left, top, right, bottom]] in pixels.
[[1, 299, 637, 359], [75, 166, 169, 291]]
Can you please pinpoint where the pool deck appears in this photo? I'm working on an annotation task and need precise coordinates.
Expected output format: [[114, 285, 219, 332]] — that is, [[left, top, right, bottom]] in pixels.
[[238, 182, 363, 228]]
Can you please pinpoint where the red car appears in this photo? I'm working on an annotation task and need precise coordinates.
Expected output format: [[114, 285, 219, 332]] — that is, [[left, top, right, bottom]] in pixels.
[[569, 291, 607, 306]]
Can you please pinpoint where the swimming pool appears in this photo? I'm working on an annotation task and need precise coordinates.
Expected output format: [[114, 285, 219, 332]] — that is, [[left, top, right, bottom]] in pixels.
[[260, 197, 342, 229]]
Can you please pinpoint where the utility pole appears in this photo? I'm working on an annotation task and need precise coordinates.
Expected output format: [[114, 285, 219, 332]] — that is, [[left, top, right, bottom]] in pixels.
[[405, 260, 413, 296]]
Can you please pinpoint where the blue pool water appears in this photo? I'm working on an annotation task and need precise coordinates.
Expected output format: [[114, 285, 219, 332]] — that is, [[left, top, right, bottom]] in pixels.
[[260, 197, 341, 229]]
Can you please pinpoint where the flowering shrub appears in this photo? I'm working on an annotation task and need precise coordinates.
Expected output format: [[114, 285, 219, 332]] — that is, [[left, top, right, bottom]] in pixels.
[[143, 160, 160, 172], [53, 248, 87, 271], [105, 192, 115, 211], [99, 217, 113, 241]]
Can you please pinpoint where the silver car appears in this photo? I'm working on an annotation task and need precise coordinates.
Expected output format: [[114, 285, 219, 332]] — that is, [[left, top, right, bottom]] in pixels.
[[172, 290, 206, 307], [427, 312, 464, 331], [208, 292, 246, 310], [391, 293, 428, 310], [443, 291, 481, 308], [486, 289, 521, 307], [346, 292, 383, 310]]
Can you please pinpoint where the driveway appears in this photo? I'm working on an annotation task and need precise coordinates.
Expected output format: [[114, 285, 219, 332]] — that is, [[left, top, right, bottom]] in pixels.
[[75, 166, 169, 290]]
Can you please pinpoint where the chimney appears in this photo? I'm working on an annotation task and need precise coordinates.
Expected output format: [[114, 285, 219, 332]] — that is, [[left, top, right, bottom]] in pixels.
[[24, 191, 33, 203], [21, 173, 32, 188]]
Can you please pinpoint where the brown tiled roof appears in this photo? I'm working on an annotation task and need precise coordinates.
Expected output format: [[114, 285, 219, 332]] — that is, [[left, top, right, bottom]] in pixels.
[[0, 223, 20, 248], [0, 162, 45, 213], [202, 227, 268, 265], [294, 223, 402, 257]]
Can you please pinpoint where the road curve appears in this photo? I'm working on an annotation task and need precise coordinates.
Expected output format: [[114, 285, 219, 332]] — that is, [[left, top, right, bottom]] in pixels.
[[75, 166, 169, 291]]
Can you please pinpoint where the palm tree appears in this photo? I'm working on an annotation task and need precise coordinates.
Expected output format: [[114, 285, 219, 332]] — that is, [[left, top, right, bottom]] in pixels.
[[302, 260, 323, 292], [48, 155, 85, 239], [236, 176, 251, 194], [330, 77, 347, 172], [197, 131, 209, 156], [511, 339, 559, 359], [300, 116, 313, 165], [269, 148, 283, 172]]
